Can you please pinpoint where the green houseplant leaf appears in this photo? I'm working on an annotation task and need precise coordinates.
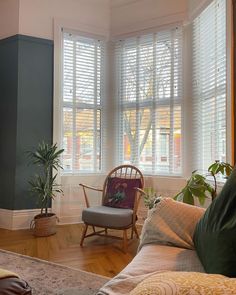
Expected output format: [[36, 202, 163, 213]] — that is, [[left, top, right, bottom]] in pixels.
[[174, 160, 233, 206], [28, 142, 64, 215], [143, 187, 161, 209], [208, 161, 234, 200], [174, 171, 213, 206]]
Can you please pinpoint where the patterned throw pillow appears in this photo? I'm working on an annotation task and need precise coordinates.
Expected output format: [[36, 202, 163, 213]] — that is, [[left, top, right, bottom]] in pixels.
[[130, 272, 236, 295], [103, 177, 142, 209]]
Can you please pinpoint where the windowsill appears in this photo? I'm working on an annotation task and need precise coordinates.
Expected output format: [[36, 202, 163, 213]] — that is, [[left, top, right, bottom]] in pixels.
[[61, 172, 185, 179], [61, 171, 106, 177], [144, 173, 183, 178], [207, 177, 227, 188]]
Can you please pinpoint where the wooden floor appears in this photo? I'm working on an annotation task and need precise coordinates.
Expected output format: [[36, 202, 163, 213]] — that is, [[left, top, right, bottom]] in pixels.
[[0, 224, 140, 278]]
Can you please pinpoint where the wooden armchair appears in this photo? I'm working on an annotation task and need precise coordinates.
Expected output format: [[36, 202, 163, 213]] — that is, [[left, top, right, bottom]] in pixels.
[[79, 165, 144, 252]]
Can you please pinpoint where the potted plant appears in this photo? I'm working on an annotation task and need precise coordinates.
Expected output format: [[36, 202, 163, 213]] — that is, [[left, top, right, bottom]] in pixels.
[[174, 171, 214, 206], [208, 161, 233, 200], [174, 161, 233, 206], [28, 141, 64, 237], [142, 187, 162, 209]]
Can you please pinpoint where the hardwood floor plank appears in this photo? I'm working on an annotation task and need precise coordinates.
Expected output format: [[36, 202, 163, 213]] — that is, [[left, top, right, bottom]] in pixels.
[[0, 224, 140, 277]]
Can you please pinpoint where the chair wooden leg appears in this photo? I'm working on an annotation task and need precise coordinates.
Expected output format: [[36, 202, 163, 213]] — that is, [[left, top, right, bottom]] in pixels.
[[123, 229, 128, 253], [105, 228, 108, 235], [92, 226, 96, 233], [80, 224, 88, 246], [131, 227, 134, 239], [134, 225, 139, 239]]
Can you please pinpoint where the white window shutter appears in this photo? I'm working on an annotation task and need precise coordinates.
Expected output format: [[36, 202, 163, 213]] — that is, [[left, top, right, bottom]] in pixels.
[[115, 28, 183, 175], [192, 0, 226, 173], [62, 32, 105, 173]]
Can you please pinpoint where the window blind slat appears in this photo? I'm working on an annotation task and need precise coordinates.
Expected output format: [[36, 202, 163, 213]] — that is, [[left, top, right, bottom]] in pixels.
[[115, 28, 183, 175], [62, 32, 105, 173], [192, 0, 226, 172]]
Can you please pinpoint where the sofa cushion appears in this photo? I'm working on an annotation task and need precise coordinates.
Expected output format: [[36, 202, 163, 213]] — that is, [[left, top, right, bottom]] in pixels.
[[103, 177, 142, 209], [97, 244, 204, 295], [130, 271, 236, 295], [193, 167, 236, 277], [139, 198, 205, 251]]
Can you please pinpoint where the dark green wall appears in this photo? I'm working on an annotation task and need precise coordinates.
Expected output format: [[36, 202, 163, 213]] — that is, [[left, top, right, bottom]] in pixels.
[[0, 35, 53, 210], [0, 36, 18, 209]]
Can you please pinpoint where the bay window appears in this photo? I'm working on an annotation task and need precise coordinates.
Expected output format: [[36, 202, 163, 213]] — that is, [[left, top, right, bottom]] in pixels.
[[58, 0, 230, 177]]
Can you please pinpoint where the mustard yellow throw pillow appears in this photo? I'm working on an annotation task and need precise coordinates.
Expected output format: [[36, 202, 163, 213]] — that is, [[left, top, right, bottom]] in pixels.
[[130, 271, 236, 295], [0, 268, 18, 279]]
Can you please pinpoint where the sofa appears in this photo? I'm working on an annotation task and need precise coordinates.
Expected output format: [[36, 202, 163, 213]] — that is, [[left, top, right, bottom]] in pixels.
[[97, 198, 209, 294]]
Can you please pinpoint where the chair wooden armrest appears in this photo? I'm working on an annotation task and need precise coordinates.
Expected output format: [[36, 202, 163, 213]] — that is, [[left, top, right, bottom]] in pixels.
[[132, 187, 147, 217], [79, 183, 103, 192], [79, 183, 103, 208], [134, 187, 147, 196]]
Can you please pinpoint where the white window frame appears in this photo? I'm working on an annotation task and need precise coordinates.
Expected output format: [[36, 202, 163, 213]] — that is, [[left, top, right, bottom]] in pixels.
[[190, 0, 232, 174], [53, 20, 109, 176], [114, 26, 183, 176]]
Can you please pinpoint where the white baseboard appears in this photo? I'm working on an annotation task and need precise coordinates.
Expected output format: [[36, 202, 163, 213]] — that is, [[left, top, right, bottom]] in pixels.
[[0, 208, 41, 230], [12, 209, 42, 230], [0, 208, 83, 230], [57, 215, 82, 225], [0, 209, 14, 230]]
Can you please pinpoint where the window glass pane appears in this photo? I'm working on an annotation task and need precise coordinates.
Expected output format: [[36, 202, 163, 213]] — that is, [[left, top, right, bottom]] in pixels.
[[192, 0, 226, 172], [62, 32, 104, 173], [62, 107, 73, 170], [116, 28, 183, 175]]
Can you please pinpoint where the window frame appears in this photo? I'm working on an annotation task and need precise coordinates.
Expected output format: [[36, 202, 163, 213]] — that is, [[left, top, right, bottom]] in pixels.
[[53, 22, 108, 176], [114, 27, 183, 176], [191, 0, 232, 174]]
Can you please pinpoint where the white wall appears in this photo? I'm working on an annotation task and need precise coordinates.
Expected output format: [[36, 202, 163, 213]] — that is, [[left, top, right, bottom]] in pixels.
[[0, 0, 19, 39], [0, 0, 189, 40], [111, 0, 188, 37], [188, 0, 212, 20], [18, 0, 110, 40]]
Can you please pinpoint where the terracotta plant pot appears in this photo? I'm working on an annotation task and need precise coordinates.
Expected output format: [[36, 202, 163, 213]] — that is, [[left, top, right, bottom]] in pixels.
[[31, 213, 58, 237]]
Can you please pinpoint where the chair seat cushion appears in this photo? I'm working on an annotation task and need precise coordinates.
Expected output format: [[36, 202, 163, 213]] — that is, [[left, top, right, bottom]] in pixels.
[[82, 206, 133, 228]]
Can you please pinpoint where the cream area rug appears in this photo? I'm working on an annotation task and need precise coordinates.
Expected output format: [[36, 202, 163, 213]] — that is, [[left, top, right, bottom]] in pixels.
[[0, 249, 108, 295]]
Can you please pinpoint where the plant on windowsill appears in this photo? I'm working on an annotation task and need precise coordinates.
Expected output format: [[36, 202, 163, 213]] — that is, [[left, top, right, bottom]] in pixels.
[[174, 160, 233, 206], [28, 141, 64, 237], [138, 187, 162, 209]]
